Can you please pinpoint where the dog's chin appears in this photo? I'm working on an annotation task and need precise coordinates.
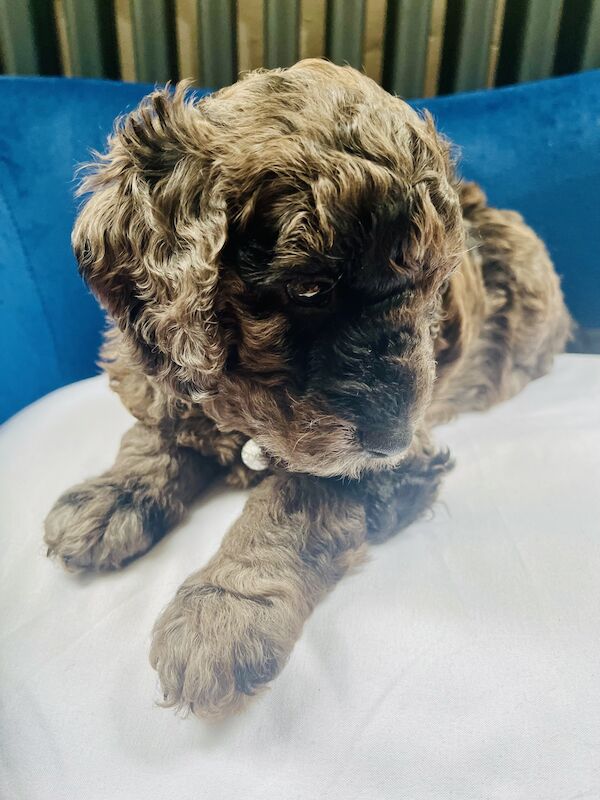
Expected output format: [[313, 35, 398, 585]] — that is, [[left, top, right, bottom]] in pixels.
[[263, 444, 410, 479]]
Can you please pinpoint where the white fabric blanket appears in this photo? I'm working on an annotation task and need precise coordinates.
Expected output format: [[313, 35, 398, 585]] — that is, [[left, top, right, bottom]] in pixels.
[[1, 354, 599, 800]]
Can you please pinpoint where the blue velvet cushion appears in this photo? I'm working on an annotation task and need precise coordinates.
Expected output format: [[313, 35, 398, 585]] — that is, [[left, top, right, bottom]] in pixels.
[[0, 71, 598, 422]]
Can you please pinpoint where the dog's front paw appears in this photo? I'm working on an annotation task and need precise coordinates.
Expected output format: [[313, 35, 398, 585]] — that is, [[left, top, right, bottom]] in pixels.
[[150, 582, 293, 719], [44, 478, 165, 571]]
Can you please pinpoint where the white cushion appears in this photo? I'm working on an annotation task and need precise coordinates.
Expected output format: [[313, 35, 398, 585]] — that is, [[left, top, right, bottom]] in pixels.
[[1, 354, 599, 799]]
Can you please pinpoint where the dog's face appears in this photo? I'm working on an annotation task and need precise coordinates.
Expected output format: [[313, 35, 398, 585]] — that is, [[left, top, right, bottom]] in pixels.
[[74, 60, 464, 477]]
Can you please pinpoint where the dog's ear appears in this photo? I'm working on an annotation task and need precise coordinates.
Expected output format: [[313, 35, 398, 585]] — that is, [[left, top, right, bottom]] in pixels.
[[73, 84, 226, 398], [400, 112, 464, 285]]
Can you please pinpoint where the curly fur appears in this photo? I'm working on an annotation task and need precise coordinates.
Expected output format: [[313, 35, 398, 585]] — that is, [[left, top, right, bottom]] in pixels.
[[44, 59, 571, 718]]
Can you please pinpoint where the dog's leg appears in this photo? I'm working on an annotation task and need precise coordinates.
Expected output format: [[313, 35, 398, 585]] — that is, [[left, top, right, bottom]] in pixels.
[[150, 472, 367, 718], [44, 423, 218, 571], [361, 444, 453, 543], [150, 443, 450, 718]]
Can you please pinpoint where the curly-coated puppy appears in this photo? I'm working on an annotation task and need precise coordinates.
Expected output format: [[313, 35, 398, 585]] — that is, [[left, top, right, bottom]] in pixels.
[[45, 59, 571, 718]]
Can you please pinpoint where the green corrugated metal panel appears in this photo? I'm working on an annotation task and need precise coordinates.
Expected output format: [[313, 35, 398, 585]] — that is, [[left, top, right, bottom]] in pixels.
[[382, 0, 433, 98], [560, 0, 600, 71], [197, 0, 237, 88], [0, 0, 60, 75], [0, 0, 597, 90], [518, 0, 563, 80], [326, 0, 365, 69], [453, 0, 498, 90], [555, 0, 590, 73], [0, 0, 38, 74], [62, 0, 119, 78], [34, 0, 62, 74], [129, 0, 177, 83], [582, 0, 600, 69], [264, 0, 299, 68], [498, 0, 564, 84], [440, 0, 500, 93]]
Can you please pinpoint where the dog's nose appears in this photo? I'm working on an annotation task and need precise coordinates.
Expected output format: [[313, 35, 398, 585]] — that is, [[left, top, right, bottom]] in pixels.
[[359, 426, 413, 457]]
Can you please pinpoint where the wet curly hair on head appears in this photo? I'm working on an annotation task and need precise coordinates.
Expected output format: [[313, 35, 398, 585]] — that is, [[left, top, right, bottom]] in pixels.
[[45, 59, 571, 718]]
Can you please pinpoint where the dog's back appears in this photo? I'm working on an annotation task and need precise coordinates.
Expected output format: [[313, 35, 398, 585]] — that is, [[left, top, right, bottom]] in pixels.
[[429, 181, 571, 424]]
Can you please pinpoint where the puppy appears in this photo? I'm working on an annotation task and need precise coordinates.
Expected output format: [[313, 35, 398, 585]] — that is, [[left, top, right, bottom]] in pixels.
[[44, 59, 571, 718]]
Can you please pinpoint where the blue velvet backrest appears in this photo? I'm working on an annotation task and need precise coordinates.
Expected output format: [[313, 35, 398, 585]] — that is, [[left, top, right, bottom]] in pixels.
[[1, 71, 598, 422]]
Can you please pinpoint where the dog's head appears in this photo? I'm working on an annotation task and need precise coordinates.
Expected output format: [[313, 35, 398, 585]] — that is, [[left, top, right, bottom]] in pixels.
[[74, 59, 464, 477]]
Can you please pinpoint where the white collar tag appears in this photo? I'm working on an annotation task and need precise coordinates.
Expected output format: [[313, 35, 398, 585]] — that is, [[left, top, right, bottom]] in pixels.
[[241, 438, 269, 471]]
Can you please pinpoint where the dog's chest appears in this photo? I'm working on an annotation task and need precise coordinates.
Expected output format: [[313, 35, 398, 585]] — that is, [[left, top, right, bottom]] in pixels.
[[173, 413, 269, 489]]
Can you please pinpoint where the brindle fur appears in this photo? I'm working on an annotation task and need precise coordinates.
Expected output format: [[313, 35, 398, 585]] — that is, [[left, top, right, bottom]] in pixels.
[[44, 60, 571, 718]]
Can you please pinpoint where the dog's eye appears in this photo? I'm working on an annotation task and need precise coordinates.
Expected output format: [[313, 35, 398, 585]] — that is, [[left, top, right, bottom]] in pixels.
[[286, 278, 336, 307]]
